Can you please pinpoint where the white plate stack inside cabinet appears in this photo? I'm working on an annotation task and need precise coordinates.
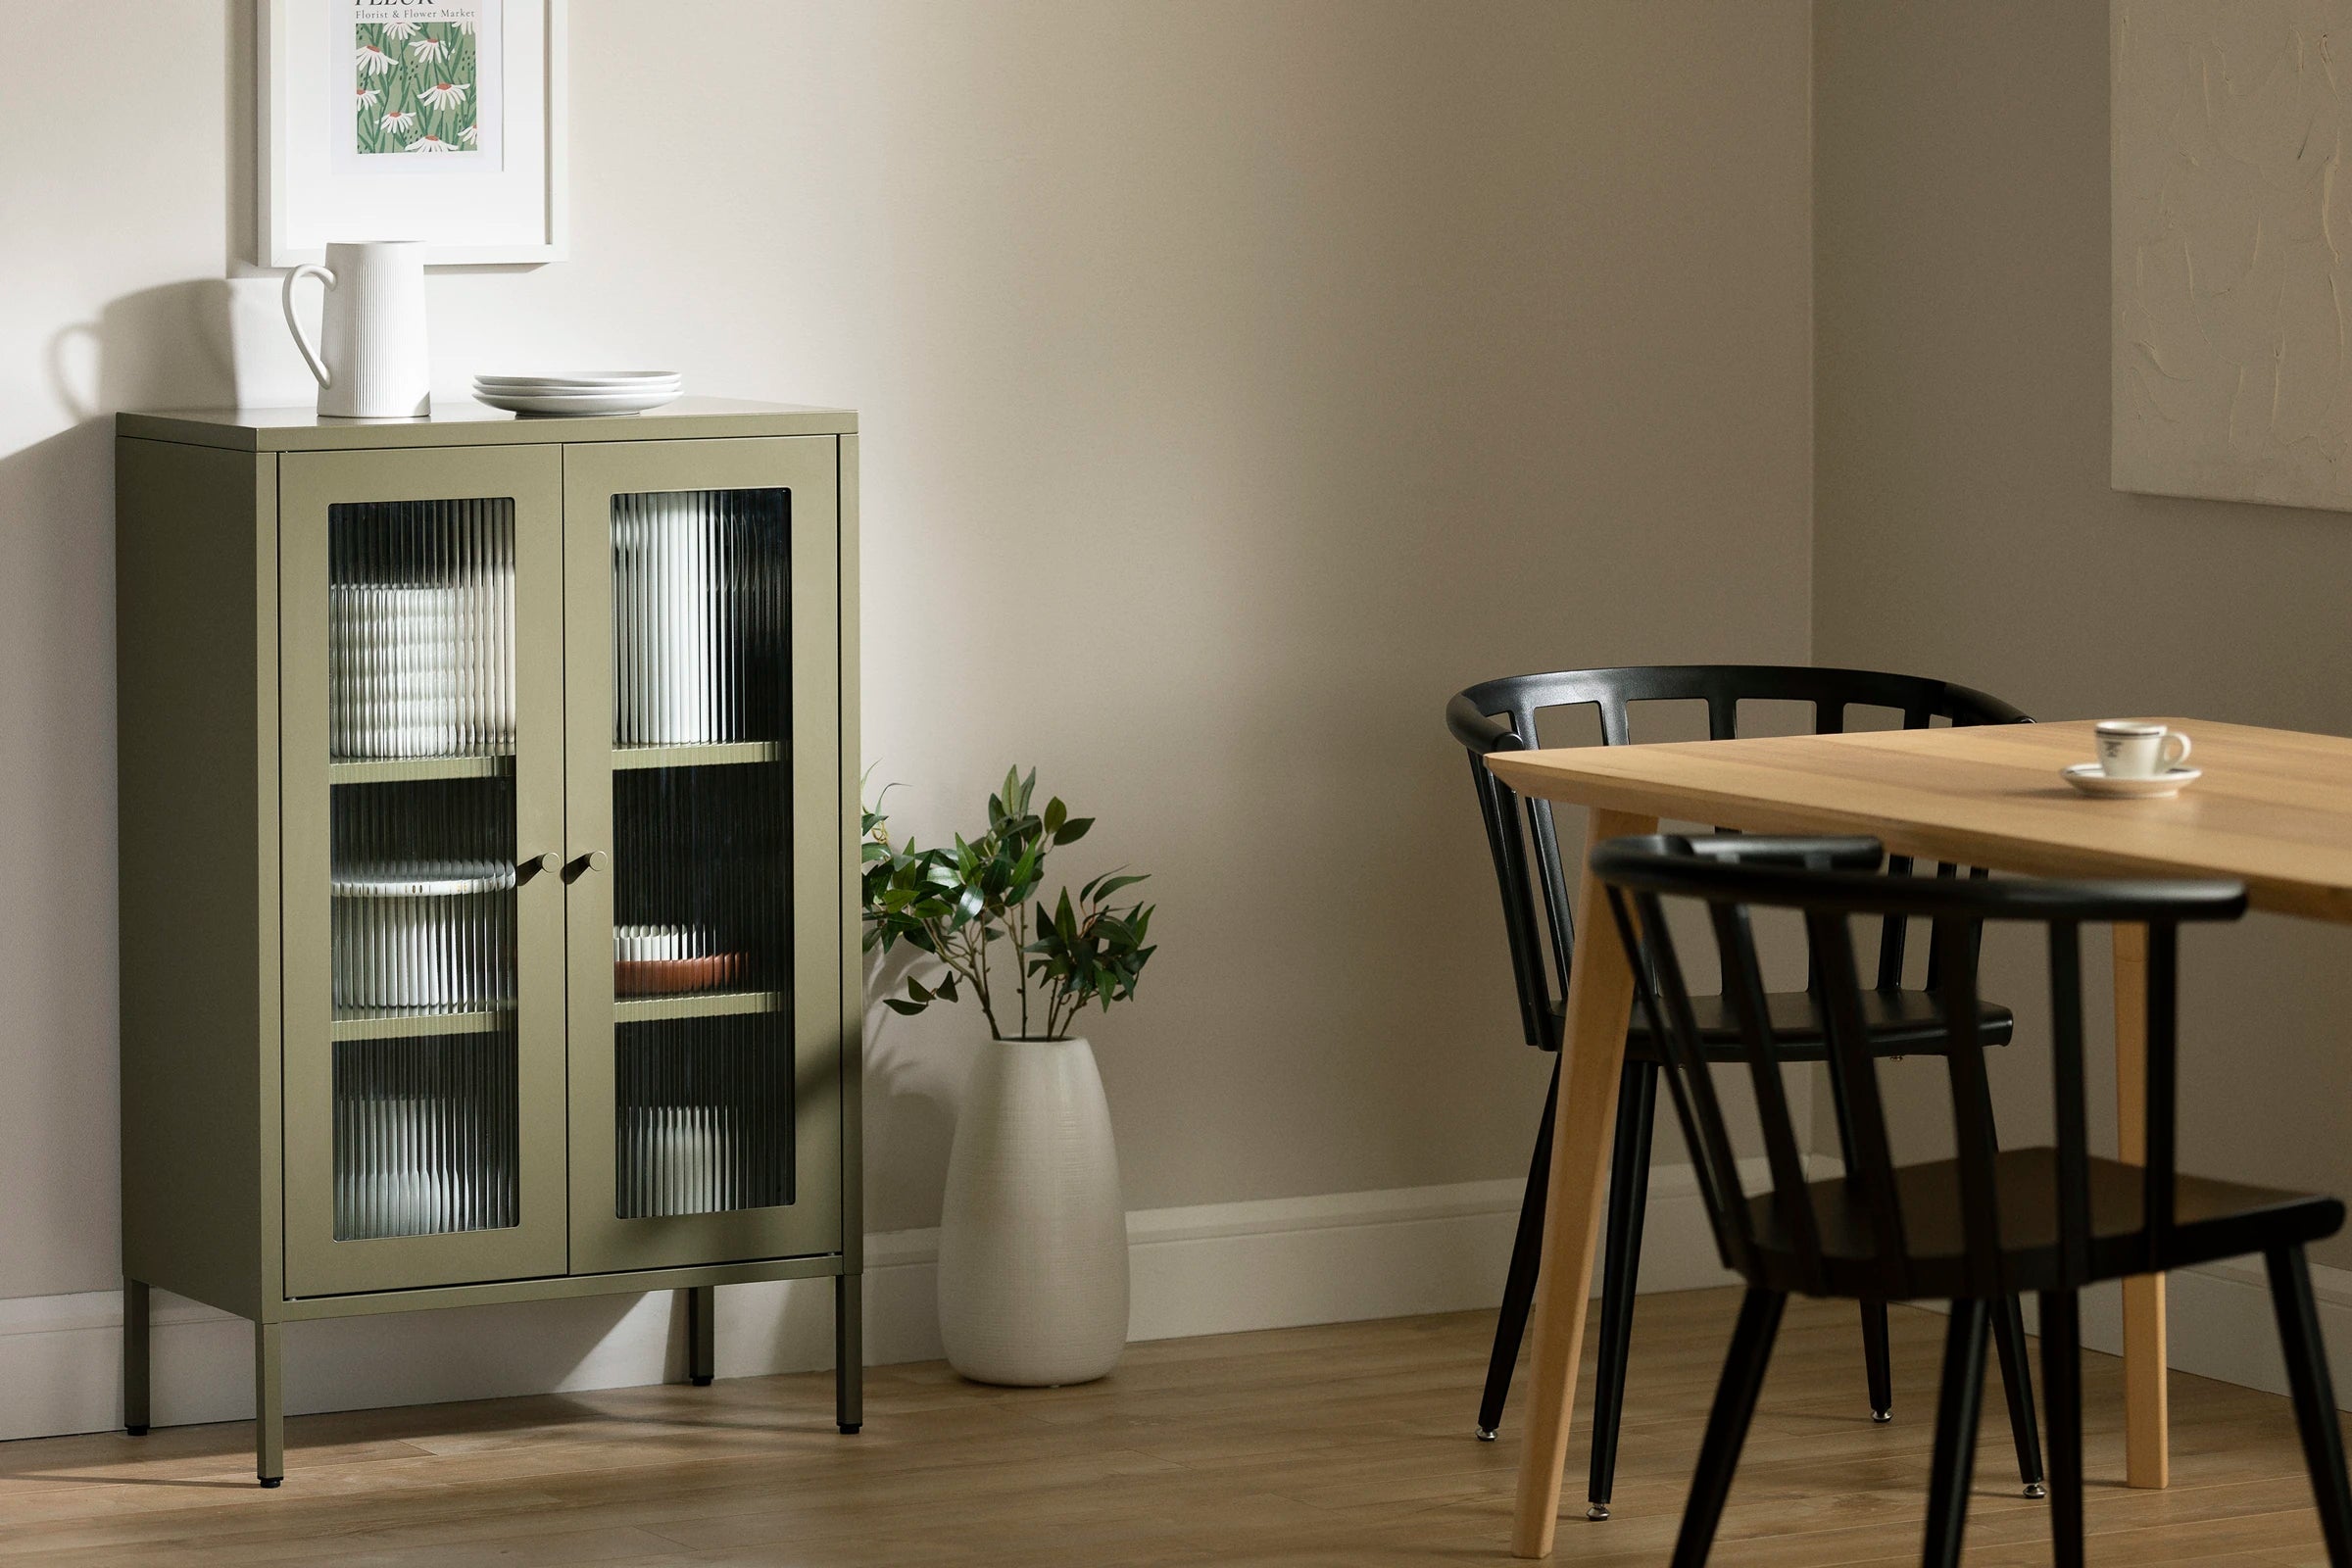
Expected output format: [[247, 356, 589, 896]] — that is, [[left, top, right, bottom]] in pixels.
[[331, 863, 518, 1009], [612, 491, 731, 745]]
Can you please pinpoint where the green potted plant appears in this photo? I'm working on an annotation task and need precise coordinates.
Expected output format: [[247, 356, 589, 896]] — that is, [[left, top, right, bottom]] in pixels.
[[863, 767, 1156, 1385]]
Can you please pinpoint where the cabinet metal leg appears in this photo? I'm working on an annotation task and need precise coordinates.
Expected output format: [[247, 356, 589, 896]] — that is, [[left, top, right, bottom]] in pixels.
[[122, 1279, 150, 1437], [684, 1285, 715, 1386], [836, 1271, 862, 1434], [254, 1322, 283, 1488]]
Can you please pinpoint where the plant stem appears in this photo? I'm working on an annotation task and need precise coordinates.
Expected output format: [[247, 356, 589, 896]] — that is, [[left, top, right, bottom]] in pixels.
[[1015, 903, 1029, 1039]]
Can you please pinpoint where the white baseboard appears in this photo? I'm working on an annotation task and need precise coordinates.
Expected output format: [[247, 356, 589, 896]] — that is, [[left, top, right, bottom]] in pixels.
[[0, 1163, 1743, 1445], [2, 1160, 2337, 1446]]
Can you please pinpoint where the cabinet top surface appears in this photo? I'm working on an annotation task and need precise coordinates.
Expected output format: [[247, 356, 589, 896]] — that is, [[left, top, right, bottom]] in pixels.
[[118, 397, 858, 452]]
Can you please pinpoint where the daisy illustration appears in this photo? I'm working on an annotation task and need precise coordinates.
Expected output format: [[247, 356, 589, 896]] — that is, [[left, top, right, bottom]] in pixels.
[[380, 109, 417, 135], [407, 134, 456, 153], [408, 35, 450, 65], [451, 18, 476, 33], [356, 41, 392, 76], [418, 80, 469, 112], [459, 122, 479, 146], [379, 18, 420, 39], [356, 87, 380, 110]]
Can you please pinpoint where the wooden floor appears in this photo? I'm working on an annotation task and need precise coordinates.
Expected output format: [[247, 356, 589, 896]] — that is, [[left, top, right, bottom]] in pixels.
[[0, 1289, 2341, 1565]]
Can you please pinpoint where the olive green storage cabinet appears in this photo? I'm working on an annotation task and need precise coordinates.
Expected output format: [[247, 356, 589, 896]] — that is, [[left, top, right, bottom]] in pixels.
[[114, 401, 861, 1485]]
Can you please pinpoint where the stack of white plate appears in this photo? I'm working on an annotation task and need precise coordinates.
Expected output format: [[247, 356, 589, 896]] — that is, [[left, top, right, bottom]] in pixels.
[[472, 370, 683, 416], [329, 576, 515, 759], [612, 490, 730, 744], [623, 1102, 742, 1218], [331, 860, 518, 1009]]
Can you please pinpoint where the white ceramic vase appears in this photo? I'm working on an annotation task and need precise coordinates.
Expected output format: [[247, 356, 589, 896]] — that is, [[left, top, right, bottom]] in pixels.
[[937, 1036, 1129, 1386]]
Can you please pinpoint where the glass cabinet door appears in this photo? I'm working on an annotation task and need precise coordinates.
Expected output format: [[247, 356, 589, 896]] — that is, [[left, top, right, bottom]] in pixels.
[[279, 447, 569, 1297], [564, 437, 844, 1274]]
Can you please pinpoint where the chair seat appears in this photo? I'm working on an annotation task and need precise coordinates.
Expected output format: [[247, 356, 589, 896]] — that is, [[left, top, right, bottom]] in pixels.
[[1742, 1148, 2346, 1298], [1553, 988, 2014, 1061]]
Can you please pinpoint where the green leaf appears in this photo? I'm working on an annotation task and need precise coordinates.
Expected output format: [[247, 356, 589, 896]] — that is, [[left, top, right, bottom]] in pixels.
[[882, 998, 926, 1016], [1044, 797, 1067, 836], [1054, 817, 1094, 846]]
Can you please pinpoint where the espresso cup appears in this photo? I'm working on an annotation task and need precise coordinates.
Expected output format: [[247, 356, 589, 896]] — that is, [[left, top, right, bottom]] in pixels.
[[2095, 720, 2191, 779]]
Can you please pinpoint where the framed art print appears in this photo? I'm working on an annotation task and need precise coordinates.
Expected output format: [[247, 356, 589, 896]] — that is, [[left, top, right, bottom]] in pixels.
[[261, 0, 568, 266]]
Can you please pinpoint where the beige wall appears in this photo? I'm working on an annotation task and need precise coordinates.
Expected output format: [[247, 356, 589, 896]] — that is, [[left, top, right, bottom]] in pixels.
[[0, 2, 1815, 1301], [1814, 0, 2352, 1267]]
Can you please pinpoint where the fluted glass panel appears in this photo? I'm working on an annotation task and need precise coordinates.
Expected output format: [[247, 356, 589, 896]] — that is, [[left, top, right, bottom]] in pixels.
[[332, 778, 517, 1012], [612, 763, 790, 997], [611, 489, 789, 748], [615, 1014, 792, 1218], [333, 1032, 519, 1240], [329, 498, 516, 760]]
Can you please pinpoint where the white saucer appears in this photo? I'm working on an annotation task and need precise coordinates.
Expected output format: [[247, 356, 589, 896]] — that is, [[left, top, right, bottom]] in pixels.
[[2061, 762, 2201, 799], [472, 387, 683, 416], [474, 370, 681, 388]]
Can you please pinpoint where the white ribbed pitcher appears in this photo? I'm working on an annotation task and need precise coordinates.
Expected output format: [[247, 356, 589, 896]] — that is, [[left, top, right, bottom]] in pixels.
[[282, 240, 431, 418]]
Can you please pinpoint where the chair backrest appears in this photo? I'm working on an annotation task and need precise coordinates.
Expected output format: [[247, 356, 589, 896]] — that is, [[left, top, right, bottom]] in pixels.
[[1592, 832, 2246, 1298], [1446, 664, 2032, 1051]]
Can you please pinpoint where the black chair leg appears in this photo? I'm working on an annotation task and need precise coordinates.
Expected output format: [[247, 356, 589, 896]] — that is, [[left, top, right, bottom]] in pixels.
[[1671, 1288, 1787, 1568], [2267, 1247, 2352, 1567], [1476, 1054, 1558, 1441], [1971, 1099, 2044, 1492], [1861, 1298, 1893, 1423], [1922, 1298, 1991, 1568], [1991, 1294, 2047, 1496], [2038, 1290, 2084, 1568], [1586, 1060, 1659, 1521]]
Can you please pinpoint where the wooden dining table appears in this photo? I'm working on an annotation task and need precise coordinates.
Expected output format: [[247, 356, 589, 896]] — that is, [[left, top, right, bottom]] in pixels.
[[1484, 716, 2352, 1558]]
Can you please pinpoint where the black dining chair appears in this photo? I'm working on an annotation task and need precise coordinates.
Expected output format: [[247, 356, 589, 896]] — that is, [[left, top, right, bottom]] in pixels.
[[1446, 664, 2043, 1521], [1593, 833, 2352, 1568]]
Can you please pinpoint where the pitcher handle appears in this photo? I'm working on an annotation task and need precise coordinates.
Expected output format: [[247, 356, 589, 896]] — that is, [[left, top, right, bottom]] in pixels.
[[281, 264, 336, 389]]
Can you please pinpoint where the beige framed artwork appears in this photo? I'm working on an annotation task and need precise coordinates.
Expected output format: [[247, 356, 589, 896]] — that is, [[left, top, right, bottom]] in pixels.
[[2113, 0, 2352, 511], [260, 0, 569, 267]]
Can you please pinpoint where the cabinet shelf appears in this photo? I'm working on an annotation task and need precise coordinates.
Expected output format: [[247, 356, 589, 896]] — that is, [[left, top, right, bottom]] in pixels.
[[612, 741, 784, 771], [614, 989, 786, 1025], [330, 755, 514, 785], [331, 1005, 512, 1042]]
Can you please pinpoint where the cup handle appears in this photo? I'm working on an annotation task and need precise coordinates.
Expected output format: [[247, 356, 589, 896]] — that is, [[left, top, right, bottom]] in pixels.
[[2161, 732, 2192, 770], [281, 264, 336, 389]]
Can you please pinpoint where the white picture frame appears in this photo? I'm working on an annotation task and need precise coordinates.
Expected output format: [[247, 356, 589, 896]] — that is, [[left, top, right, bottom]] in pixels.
[[261, 0, 568, 267]]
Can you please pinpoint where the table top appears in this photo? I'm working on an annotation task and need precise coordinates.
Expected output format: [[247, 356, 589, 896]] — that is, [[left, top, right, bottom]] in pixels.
[[1484, 717, 2352, 922]]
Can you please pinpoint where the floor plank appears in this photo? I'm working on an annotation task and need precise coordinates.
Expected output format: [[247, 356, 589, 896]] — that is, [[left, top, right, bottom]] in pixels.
[[0, 1290, 2339, 1564]]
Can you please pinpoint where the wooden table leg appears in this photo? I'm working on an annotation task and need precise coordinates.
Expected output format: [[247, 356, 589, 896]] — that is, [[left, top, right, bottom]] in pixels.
[[2113, 921, 2169, 1490], [1512, 808, 1656, 1559]]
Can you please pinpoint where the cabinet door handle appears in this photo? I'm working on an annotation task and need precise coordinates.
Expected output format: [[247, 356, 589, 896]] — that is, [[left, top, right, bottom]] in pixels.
[[521, 853, 561, 879], [564, 850, 610, 881]]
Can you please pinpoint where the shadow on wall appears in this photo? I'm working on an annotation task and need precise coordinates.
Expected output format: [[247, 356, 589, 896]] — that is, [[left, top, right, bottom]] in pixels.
[[0, 278, 301, 1301], [858, 945, 967, 1236], [0, 286, 259, 1307], [46, 277, 321, 424]]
